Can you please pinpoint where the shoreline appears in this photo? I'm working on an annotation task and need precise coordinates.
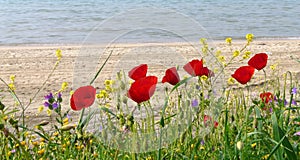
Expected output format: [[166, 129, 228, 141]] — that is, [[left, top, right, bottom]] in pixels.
[[0, 38, 300, 49]]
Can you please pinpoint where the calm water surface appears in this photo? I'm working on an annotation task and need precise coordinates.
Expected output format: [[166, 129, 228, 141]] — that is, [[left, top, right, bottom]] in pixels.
[[0, 0, 299, 44]]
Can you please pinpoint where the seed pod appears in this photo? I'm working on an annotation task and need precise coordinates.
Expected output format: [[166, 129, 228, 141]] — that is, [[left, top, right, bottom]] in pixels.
[[60, 125, 75, 131], [39, 120, 50, 126]]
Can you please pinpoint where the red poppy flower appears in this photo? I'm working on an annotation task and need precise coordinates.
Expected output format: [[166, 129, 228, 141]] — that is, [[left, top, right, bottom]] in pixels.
[[183, 59, 212, 77], [232, 66, 255, 84], [70, 86, 96, 111], [127, 76, 158, 104], [128, 64, 148, 80], [260, 92, 274, 104], [204, 115, 218, 128], [162, 67, 180, 85], [248, 53, 268, 70]]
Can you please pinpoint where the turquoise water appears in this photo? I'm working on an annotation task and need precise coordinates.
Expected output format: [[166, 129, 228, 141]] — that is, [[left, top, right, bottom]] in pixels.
[[0, 0, 299, 44]]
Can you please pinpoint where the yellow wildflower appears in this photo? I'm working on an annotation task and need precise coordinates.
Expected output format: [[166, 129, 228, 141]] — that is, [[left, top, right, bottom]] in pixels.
[[270, 63, 278, 70], [251, 143, 256, 148], [191, 144, 195, 149], [3, 115, 8, 121], [32, 141, 39, 146], [38, 106, 44, 113], [61, 82, 68, 91], [200, 75, 208, 81], [104, 80, 114, 86], [39, 142, 45, 147], [53, 132, 59, 137], [262, 154, 269, 159], [199, 38, 207, 45], [200, 146, 205, 150], [215, 50, 221, 57], [105, 103, 110, 108], [213, 68, 219, 74], [218, 55, 226, 63], [21, 141, 26, 146], [96, 93, 103, 99], [63, 117, 69, 126], [7, 151, 11, 157], [38, 148, 45, 155], [10, 75, 15, 82], [227, 77, 235, 85], [146, 156, 154, 160], [225, 37, 232, 44], [105, 85, 113, 92], [8, 83, 15, 91], [243, 51, 251, 59], [246, 33, 254, 43], [56, 49, 62, 61], [24, 131, 29, 137], [100, 90, 108, 98], [233, 50, 240, 58], [47, 109, 52, 116]]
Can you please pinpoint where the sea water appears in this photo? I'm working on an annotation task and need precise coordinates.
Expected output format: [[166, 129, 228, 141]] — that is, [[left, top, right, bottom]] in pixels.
[[0, 0, 299, 45]]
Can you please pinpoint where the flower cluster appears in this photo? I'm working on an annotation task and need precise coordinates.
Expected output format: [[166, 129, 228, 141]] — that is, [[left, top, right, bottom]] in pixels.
[[44, 92, 62, 110], [232, 53, 268, 84]]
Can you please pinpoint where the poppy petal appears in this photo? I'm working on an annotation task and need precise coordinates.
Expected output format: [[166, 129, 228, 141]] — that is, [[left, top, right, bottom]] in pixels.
[[260, 92, 274, 104], [231, 66, 255, 84], [162, 67, 180, 85], [248, 53, 268, 70], [128, 64, 148, 80], [204, 115, 218, 128], [70, 85, 96, 111], [183, 59, 203, 77], [128, 76, 158, 104]]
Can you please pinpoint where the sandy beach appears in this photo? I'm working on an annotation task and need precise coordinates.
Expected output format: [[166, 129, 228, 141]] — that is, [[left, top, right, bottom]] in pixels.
[[1, 39, 300, 127]]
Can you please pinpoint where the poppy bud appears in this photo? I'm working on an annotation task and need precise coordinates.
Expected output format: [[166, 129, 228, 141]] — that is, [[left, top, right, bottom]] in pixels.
[[120, 82, 126, 90], [39, 120, 50, 126], [236, 141, 243, 150], [60, 125, 75, 131], [122, 96, 128, 104]]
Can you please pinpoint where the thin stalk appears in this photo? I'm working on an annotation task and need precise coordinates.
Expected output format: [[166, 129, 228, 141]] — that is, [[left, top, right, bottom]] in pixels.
[[77, 50, 113, 130]]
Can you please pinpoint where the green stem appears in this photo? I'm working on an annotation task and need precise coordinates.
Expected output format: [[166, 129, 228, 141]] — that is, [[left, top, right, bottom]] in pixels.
[[77, 50, 113, 131]]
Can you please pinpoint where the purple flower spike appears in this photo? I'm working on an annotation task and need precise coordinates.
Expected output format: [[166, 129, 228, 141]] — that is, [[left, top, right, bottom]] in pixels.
[[52, 102, 59, 110], [294, 131, 300, 136], [269, 107, 273, 113], [284, 99, 288, 106], [191, 99, 199, 107], [201, 140, 205, 145], [44, 102, 50, 107], [291, 87, 297, 95], [58, 92, 62, 99], [45, 93, 54, 100], [292, 100, 297, 106]]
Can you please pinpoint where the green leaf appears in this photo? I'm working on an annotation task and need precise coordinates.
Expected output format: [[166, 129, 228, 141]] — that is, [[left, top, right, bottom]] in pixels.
[[278, 127, 297, 160], [271, 113, 284, 160]]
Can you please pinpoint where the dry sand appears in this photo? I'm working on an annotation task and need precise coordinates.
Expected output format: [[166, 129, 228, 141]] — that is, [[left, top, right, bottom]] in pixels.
[[1, 39, 300, 127]]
